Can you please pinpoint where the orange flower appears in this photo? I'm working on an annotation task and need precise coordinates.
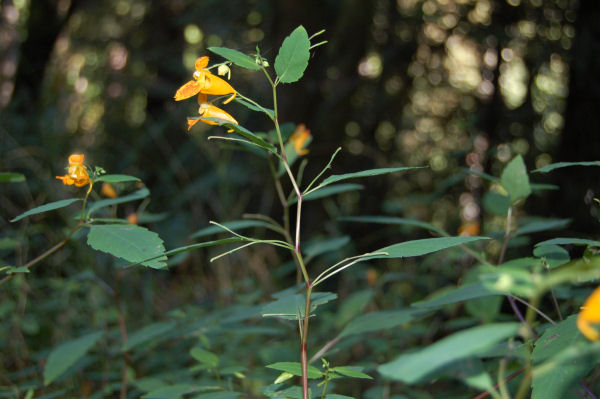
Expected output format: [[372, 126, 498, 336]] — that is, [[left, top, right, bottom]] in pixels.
[[578, 286, 600, 341], [187, 93, 238, 130], [127, 212, 138, 225], [289, 124, 311, 156], [56, 154, 91, 187], [101, 182, 117, 198], [174, 56, 236, 104], [458, 221, 480, 236]]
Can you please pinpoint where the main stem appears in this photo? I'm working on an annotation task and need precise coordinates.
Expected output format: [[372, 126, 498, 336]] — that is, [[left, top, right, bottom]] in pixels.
[[263, 68, 311, 398]]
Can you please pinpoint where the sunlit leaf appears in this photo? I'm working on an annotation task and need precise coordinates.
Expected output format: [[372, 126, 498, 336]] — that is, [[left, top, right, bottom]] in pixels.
[[274, 26, 310, 84], [11, 198, 82, 222], [317, 167, 425, 190], [295, 183, 363, 203], [500, 155, 531, 203], [208, 47, 261, 70], [43, 331, 103, 385], [378, 323, 520, 383], [87, 224, 167, 269], [331, 366, 372, 379], [369, 236, 489, 259]]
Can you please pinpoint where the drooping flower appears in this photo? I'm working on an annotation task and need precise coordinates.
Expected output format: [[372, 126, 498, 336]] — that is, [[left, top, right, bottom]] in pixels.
[[187, 93, 238, 131], [101, 182, 117, 198], [174, 56, 236, 104], [578, 286, 600, 341], [56, 154, 91, 187], [289, 123, 311, 156]]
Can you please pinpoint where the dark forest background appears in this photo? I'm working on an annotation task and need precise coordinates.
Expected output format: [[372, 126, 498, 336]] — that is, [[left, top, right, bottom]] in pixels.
[[1, 0, 600, 397]]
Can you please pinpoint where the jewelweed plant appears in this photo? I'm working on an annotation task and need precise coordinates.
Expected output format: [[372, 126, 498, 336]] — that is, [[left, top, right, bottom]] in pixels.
[[4, 25, 600, 399]]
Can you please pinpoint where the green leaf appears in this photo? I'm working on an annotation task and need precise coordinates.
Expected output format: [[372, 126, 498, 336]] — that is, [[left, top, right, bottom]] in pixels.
[[339, 309, 428, 338], [482, 191, 510, 216], [214, 122, 277, 153], [190, 220, 273, 239], [500, 155, 531, 203], [536, 237, 600, 248], [190, 347, 219, 368], [274, 26, 311, 84], [370, 236, 489, 259], [87, 224, 167, 269], [266, 362, 322, 379], [234, 97, 274, 118], [338, 215, 446, 236], [315, 167, 425, 191], [331, 366, 372, 379], [43, 331, 103, 385], [325, 395, 354, 399], [533, 245, 570, 268], [463, 168, 500, 183], [0, 172, 25, 183], [123, 321, 176, 351], [378, 323, 520, 383], [142, 384, 199, 399], [532, 315, 596, 399], [11, 198, 82, 222], [533, 161, 600, 173], [87, 188, 150, 216], [262, 292, 337, 320], [208, 47, 261, 70], [411, 282, 503, 309], [515, 218, 571, 236], [297, 183, 363, 203], [94, 174, 141, 183], [4, 266, 30, 274]]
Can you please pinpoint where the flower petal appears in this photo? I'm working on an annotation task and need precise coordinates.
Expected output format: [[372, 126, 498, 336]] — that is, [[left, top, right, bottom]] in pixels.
[[195, 56, 209, 71], [174, 80, 202, 101]]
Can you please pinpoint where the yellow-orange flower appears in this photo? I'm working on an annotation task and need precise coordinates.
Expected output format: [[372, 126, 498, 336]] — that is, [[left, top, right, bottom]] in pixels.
[[56, 154, 91, 187], [174, 56, 236, 104], [289, 123, 311, 156], [458, 221, 480, 236], [101, 182, 117, 198], [578, 286, 600, 341], [187, 93, 238, 130], [127, 212, 138, 225]]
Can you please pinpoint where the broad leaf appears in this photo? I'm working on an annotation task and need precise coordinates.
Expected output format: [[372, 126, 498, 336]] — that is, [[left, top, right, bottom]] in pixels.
[[87, 224, 167, 269], [274, 26, 310, 84], [192, 392, 243, 399], [44, 331, 103, 385], [533, 161, 600, 173], [11, 198, 82, 222], [266, 362, 322, 379], [533, 245, 570, 268], [370, 236, 489, 259], [95, 174, 141, 183], [190, 347, 219, 368], [0, 172, 25, 183], [208, 47, 261, 70], [500, 155, 531, 203], [378, 323, 520, 383], [532, 315, 596, 399], [339, 309, 428, 338], [123, 321, 176, 351]]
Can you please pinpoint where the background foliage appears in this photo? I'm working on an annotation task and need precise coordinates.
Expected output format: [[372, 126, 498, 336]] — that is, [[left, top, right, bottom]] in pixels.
[[1, 0, 600, 398]]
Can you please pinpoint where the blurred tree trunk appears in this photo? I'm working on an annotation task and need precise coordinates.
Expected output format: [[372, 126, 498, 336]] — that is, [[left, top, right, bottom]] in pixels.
[[10, 0, 78, 117], [556, 0, 600, 233]]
